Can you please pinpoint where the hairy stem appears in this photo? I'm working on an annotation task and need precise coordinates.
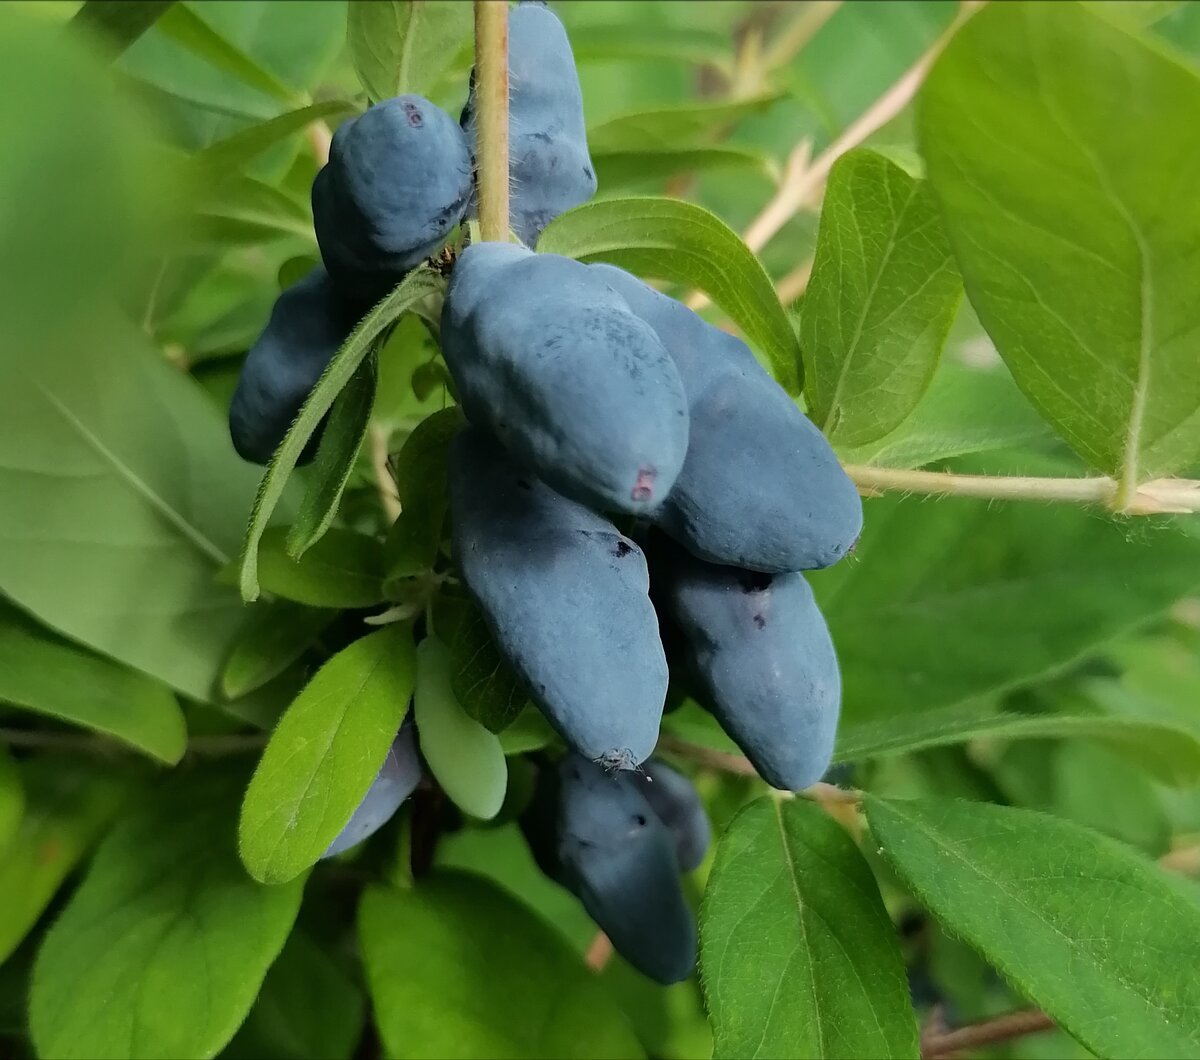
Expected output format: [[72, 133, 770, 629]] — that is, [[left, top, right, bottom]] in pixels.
[[473, 0, 510, 242], [846, 465, 1200, 515]]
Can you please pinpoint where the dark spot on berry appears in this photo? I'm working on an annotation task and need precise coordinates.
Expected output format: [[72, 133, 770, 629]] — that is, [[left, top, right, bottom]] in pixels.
[[752, 613, 766, 630], [634, 815, 647, 827], [613, 540, 634, 558], [401, 100, 424, 127]]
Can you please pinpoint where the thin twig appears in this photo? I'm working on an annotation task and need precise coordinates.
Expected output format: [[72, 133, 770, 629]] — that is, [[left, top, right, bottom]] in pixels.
[[474, 1, 510, 242], [741, 2, 981, 257], [370, 426, 402, 524], [1160, 844, 1200, 876], [921, 1009, 1055, 1059], [761, 0, 843, 74], [776, 255, 815, 305], [846, 465, 1200, 515], [656, 733, 758, 776]]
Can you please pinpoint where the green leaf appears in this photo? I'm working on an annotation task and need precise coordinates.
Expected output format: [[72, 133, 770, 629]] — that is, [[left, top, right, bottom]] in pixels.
[[586, 94, 783, 151], [0, 604, 186, 763], [812, 493, 1200, 728], [287, 353, 378, 559], [255, 526, 386, 608], [592, 147, 774, 190], [701, 797, 918, 1060], [0, 314, 285, 703], [347, 0, 474, 103], [800, 149, 961, 446], [920, 1, 1200, 498], [156, 2, 300, 105], [220, 600, 337, 700], [414, 636, 507, 819], [239, 624, 415, 884], [359, 874, 644, 1059], [834, 357, 1052, 469], [0, 749, 22, 854], [0, 756, 132, 964], [382, 406, 464, 581], [223, 930, 365, 1060], [435, 593, 528, 734], [30, 770, 305, 1060], [71, 1, 175, 55], [538, 197, 802, 394], [239, 267, 444, 602], [866, 796, 1200, 1058], [190, 100, 356, 184], [188, 175, 315, 249], [836, 704, 1200, 786]]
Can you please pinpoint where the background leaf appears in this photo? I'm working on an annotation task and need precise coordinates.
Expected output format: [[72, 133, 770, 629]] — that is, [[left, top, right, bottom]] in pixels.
[[0, 757, 133, 965], [586, 94, 783, 151], [920, 1, 1200, 496], [866, 796, 1200, 1058], [538, 197, 802, 393], [800, 148, 961, 446], [71, 1, 176, 55], [347, 0, 473, 103], [359, 874, 644, 1059], [0, 315, 287, 703], [0, 750, 21, 854], [30, 769, 305, 1060], [239, 624, 415, 884], [0, 603, 185, 763], [812, 493, 1200, 727], [223, 930, 365, 1060], [701, 797, 919, 1060]]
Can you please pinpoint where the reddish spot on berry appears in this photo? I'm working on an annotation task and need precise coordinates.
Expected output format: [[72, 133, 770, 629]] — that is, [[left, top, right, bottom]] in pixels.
[[631, 467, 656, 502]]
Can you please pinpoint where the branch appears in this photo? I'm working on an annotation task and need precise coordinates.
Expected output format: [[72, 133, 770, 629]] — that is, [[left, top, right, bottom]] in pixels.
[[921, 1008, 1055, 1059], [846, 465, 1200, 516], [761, 0, 843, 74], [742, 2, 982, 256], [473, 0, 510, 242], [370, 426, 402, 524]]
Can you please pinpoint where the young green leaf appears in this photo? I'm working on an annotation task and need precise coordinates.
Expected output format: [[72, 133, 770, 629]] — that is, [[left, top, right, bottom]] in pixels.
[[413, 636, 507, 819], [222, 930, 365, 1060], [359, 874, 644, 1059], [239, 624, 416, 884], [382, 406, 464, 581], [287, 352, 378, 558], [434, 592, 528, 734], [187, 175, 315, 249], [538, 197, 802, 393], [347, 0, 473, 103], [811, 493, 1200, 729], [30, 770, 305, 1060], [0, 756, 132, 965], [835, 704, 1200, 786], [220, 600, 337, 700], [0, 315, 276, 703], [238, 267, 444, 602], [800, 149, 961, 446], [866, 796, 1200, 1058], [0, 603, 185, 763], [920, 2, 1200, 502], [701, 797, 919, 1060], [256, 526, 386, 609]]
